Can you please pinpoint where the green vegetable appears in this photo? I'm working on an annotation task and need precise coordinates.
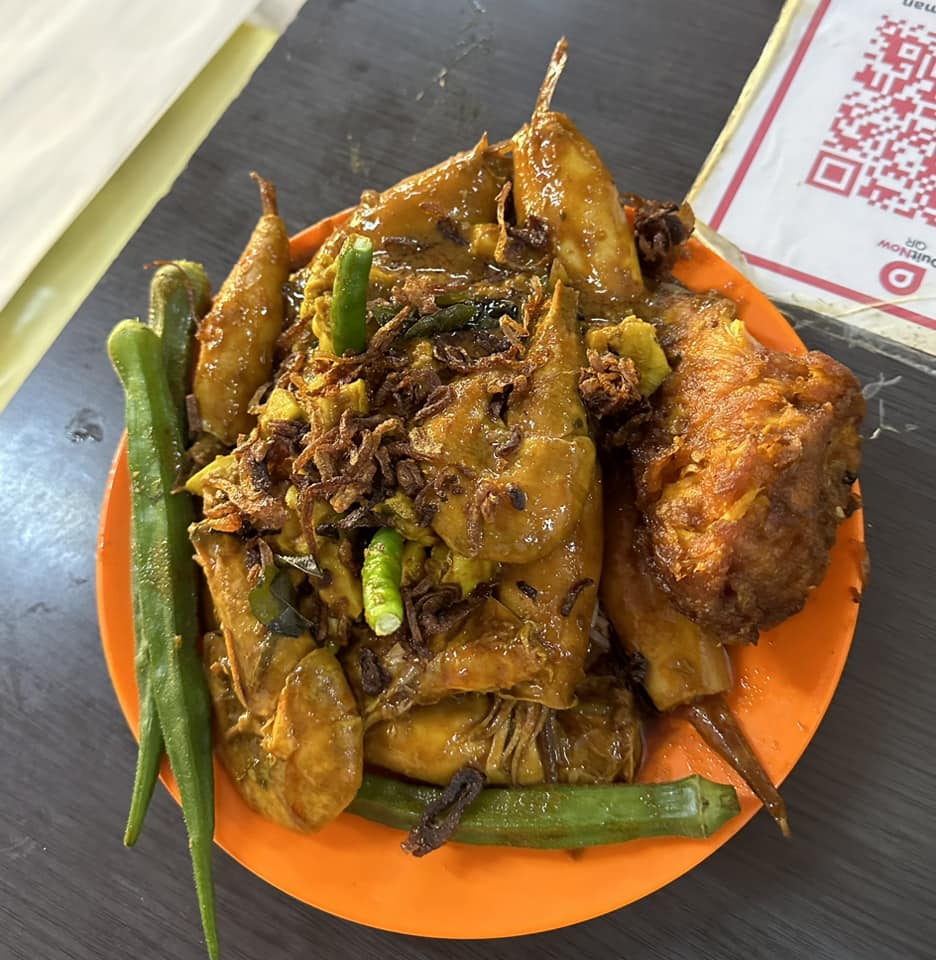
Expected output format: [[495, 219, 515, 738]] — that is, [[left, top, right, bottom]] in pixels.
[[369, 302, 410, 327], [362, 527, 405, 636], [147, 261, 211, 424], [108, 320, 218, 960], [124, 262, 210, 847], [331, 234, 373, 355], [404, 302, 478, 338], [349, 773, 740, 849], [123, 596, 162, 847], [404, 299, 518, 339], [248, 561, 313, 636]]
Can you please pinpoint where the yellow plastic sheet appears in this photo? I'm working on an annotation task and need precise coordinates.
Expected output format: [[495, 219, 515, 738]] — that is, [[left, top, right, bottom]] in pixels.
[[0, 23, 276, 413]]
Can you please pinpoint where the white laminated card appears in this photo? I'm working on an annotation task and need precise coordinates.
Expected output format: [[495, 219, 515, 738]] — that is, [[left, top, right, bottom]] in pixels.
[[689, 0, 936, 353]]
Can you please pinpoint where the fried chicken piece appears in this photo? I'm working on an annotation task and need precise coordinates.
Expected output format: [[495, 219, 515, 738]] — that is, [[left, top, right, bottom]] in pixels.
[[631, 291, 863, 641]]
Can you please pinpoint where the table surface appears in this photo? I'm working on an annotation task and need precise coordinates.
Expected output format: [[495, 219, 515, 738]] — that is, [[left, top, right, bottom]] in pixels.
[[2, 2, 934, 958]]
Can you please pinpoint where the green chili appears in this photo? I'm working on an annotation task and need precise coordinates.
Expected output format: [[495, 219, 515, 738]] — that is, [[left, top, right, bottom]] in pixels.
[[147, 261, 211, 426], [331, 234, 373, 355], [349, 773, 740, 850], [108, 320, 218, 960], [362, 527, 404, 636]]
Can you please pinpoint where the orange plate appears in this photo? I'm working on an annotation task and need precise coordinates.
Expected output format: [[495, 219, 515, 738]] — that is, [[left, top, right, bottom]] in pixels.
[[97, 216, 865, 939]]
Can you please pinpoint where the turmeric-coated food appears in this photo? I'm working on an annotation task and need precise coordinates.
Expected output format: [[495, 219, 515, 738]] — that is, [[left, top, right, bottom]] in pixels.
[[113, 42, 863, 903]]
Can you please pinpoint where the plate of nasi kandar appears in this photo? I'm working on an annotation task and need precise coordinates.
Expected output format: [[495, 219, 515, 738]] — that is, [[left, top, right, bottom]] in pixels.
[[97, 39, 866, 956]]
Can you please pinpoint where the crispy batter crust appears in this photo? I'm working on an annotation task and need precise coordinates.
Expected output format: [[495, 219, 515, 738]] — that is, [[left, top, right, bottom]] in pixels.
[[632, 291, 864, 640]]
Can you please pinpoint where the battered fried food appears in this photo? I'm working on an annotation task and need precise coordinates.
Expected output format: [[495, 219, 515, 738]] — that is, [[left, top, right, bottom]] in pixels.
[[632, 290, 864, 641]]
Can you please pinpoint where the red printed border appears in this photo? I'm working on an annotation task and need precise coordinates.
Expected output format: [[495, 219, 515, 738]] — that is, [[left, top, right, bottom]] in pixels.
[[744, 252, 936, 331], [710, 0, 934, 331]]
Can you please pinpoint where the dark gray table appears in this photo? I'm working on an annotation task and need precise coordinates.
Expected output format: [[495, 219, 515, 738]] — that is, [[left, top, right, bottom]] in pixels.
[[2, 2, 934, 958]]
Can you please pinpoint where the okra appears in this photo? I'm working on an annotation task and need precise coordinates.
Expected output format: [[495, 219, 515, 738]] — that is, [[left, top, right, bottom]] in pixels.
[[124, 261, 210, 847], [108, 320, 218, 960], [350, 773, 740, 850], [148, 260, 211, 427], [123, 595, 162, 848]]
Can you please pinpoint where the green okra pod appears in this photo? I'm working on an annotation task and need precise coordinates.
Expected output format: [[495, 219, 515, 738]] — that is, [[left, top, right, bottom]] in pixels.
[[350, 773, 740, 850], [148, 260, 211, 427], [124, 261, 210, 848], [122, 596, 162, 848], [108, 320, 218, 960]]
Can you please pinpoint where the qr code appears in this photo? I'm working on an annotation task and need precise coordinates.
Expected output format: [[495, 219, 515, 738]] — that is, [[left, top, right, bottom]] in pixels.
[[806, 16, 936, 226]]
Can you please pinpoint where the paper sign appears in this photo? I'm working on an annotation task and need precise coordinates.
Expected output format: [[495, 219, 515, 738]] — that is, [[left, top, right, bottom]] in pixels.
[[689, 0, 936, 354]]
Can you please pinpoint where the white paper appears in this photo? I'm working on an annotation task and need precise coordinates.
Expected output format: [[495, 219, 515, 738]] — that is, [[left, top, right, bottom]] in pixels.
[[689, 0, 936, 354], [0, 1, 259, 312]]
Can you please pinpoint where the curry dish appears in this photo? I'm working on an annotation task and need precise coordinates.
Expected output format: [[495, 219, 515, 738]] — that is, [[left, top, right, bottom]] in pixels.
[[181, 40, 863, 850]]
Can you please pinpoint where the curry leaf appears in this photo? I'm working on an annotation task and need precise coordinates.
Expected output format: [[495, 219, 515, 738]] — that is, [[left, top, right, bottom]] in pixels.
[[248, 563, 313, 637]]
